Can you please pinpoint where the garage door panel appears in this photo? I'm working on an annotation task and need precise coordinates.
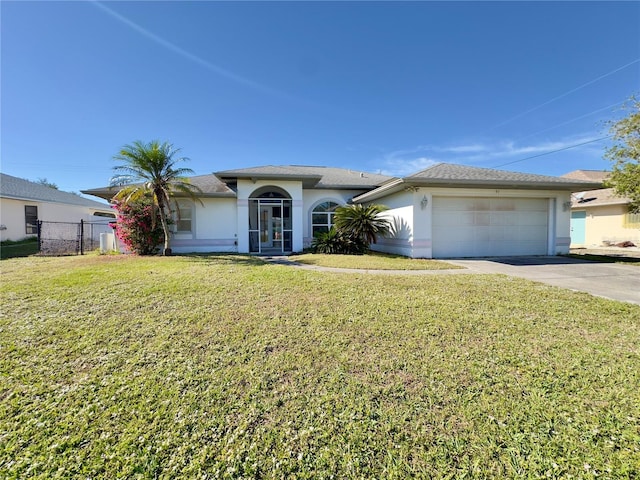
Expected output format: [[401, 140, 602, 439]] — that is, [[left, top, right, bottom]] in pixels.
[[491, 212, 517, 226], [472, 213, 489, 226], [513, 198, 548, 211], [490, 198, 515, 211], [432, 196, 549, 258], [432, 211, 468, 226], [489, 227, 507, 241], [475, 226, 492, 242], [502, 228, 520, 241], [519, 226, 548, 242], [517, 211, 547, 226]]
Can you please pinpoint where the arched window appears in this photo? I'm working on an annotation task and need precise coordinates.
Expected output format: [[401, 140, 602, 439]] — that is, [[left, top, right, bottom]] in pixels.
[[312, 201, 340, 237]]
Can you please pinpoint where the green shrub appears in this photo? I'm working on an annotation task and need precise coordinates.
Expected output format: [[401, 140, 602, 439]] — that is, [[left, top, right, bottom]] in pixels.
[[334, 204, 391, 245], [112, 199, 166, 255], [311, 228, 368, 254]]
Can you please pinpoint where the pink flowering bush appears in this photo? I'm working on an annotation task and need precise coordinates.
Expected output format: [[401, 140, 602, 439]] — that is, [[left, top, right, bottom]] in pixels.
[[111, 200, 166, 255]]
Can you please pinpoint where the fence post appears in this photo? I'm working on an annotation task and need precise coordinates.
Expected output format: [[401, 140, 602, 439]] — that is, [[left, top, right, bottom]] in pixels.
[[37, 220, 42, 253], [80, 219, 84, 255]]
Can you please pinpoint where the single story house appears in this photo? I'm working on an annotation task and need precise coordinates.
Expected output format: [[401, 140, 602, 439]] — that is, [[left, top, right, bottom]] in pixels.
[[562, 170, 639, 247], [83, 163, 600, 258], [0, 173, 114, 242]]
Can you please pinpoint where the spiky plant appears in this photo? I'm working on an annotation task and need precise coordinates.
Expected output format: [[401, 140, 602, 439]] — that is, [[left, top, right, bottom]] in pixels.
[[311, 227, 368, 255], [333, 204, 391, 246]]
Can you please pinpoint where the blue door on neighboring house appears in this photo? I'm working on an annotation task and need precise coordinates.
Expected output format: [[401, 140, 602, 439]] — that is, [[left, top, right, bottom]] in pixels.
[[571, 211, 586, 246]]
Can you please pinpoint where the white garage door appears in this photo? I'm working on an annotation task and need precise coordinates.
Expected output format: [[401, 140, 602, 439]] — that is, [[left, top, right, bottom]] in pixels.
[[432, 197, 549, 258]]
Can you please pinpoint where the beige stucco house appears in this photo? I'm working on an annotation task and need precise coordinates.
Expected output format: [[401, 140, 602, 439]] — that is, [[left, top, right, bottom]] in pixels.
[[563, 170, 639, 248]]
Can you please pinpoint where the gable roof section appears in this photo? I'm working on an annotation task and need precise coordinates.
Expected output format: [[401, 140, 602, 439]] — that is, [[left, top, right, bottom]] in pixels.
[[82, 174, 236, 201], [562, 170, 609, 182], [562, 171, 629, 207], [215, 165, 392, 189], [572, 187, 630, 207], [1, 173, 111, 209], [353, 163, 604, 202]]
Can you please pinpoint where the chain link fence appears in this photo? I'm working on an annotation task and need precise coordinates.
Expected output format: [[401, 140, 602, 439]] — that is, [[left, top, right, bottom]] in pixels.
[[38, 220, 114, 255]]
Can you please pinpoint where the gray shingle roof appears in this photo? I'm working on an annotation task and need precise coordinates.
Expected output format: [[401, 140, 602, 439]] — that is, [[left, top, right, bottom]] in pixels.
[[82, 163, 602, 204], [572, 187, 630, 207], [1, 173, 111, 209], [352, 163, 605, 203], [215, 165, 392, 189], [404, 163, 603, 190], [177, 174, 236, 195], [82, 174, 236, 201], [562, 170, 610, 182]]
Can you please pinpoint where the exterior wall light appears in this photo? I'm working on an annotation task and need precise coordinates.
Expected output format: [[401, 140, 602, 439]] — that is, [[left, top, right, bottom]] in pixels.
[[420, 195, 429, 210]]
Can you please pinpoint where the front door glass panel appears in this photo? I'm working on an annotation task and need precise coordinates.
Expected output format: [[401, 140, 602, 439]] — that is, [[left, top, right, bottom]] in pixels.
[[249, 197, 292, 253]]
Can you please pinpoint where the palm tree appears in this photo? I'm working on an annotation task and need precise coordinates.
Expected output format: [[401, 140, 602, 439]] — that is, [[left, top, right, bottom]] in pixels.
[[110, 140, 202, 255], [333, 204, 392, 246]]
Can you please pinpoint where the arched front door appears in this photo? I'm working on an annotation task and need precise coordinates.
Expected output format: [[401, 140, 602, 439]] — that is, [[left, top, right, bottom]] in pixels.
[[248, 187, 292, 254]]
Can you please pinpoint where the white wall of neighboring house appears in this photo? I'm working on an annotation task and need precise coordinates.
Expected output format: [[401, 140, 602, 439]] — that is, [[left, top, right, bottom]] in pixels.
[[0, 197, 113, 242], [0, 198, 29, 241]]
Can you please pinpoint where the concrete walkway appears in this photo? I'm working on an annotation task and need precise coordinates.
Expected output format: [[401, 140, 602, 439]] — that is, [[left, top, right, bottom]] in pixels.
[[264, 256, 640, 305]]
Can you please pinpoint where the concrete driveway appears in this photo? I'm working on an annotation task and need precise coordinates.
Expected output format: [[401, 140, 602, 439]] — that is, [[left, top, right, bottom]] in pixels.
[[446, 256, 640, 305]]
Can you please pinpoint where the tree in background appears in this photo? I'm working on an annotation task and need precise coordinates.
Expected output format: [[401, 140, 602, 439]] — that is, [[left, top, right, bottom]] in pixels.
[[605, 98, 640, 212], [35, 178, 58, 189], [110, 140, 202, 255]]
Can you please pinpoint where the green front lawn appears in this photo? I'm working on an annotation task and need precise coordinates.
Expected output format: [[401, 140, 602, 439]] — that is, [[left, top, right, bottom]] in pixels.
[[1, 254, 639, 478], [289, 252, 461, 270], [0, 237, 38, 260]]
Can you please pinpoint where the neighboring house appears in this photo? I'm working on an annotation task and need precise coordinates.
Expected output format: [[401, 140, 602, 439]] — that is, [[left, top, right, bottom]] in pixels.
[[562, 170, 639, 247], [0, 173, 114, 242], [83, 163, 599, 258]]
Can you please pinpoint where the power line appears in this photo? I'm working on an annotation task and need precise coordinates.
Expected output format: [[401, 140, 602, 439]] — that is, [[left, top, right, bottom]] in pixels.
[[492, 135, 611, 168], [516, 100, 626, 141], [484, 58, 640, 132]]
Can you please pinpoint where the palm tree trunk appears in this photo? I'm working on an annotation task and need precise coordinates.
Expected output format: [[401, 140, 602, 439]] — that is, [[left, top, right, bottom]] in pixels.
[[158, 202, 172, 256]]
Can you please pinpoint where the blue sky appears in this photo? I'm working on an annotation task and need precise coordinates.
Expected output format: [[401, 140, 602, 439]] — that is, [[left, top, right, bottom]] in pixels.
[[2, 1, 639, 198]]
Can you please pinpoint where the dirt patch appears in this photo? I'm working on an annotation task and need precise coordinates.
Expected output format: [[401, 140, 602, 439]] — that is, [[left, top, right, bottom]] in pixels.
[[570, 247, 640, 260]]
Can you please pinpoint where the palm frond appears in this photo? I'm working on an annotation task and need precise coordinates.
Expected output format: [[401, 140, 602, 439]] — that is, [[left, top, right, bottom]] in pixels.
[[111, 140, 201, 254], [334, 204, 391, 245]]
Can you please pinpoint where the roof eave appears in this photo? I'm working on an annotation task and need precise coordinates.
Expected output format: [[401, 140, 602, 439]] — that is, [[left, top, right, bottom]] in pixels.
[[404, 178, 603, 191], [352, 178, 405, 203], [572, 199, 630, 208], [2, 192, 110, 208], [81, 189, 237, 202], [315, 184, 386, 190], [353, 178, 603, 203], [215, 172, 322, 187]]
